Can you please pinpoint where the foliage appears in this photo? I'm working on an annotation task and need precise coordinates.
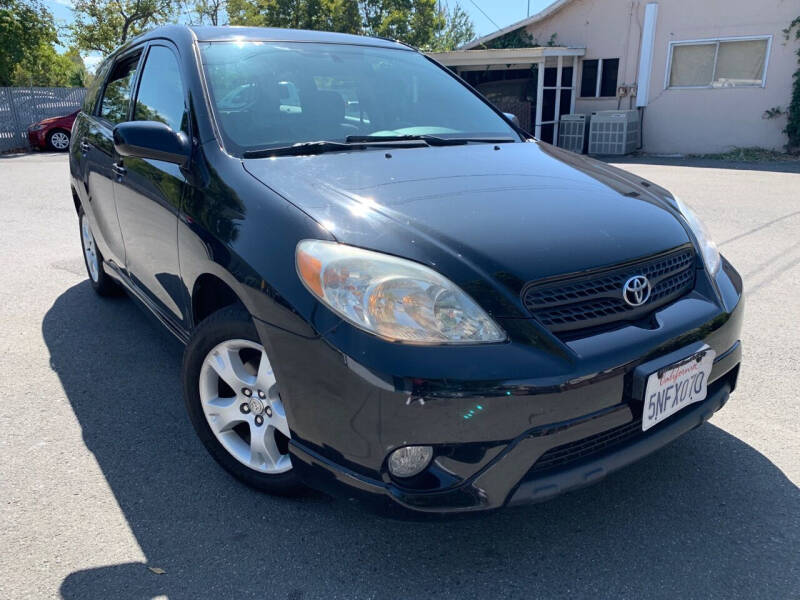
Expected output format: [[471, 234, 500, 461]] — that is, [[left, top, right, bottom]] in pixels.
[[12, 45, 88, 86], [180, 0, 225, 25], [361, 0, 444, 48], [480, 27, 557, 50], [689, 147, 800, 162], [227, 0, 361, 32], [762, 106, 784, 119], [69, 0, 174, 54], [0, 0, 57, 85], [783, 17, 800, 152], [226, 0, 474, 50], [423, 3, 474, 52], [481, 27, 536, 50]]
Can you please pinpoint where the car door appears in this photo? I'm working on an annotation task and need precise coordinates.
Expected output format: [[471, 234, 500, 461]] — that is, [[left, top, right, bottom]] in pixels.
[[78, 51, 142, 269], [113, 42, 191, 330]]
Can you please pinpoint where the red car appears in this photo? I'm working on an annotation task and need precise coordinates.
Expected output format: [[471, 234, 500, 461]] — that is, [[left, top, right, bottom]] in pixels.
[[28, 110, 78, 151]]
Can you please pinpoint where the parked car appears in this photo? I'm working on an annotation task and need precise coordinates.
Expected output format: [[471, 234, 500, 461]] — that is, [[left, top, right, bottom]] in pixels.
[[28, 110, 78, 151], [69, 26, 743, 515]]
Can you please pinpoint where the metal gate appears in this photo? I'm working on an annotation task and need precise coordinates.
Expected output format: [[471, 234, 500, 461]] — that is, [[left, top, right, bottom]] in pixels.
[[0, 87, 86, 153]]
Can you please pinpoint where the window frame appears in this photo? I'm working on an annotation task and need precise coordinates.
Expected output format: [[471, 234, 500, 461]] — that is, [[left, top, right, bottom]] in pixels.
[[579, 57, 619, 99], [95, 47, 145, 126], [664, 35, 772, 90], [131, 41, 191, 136]]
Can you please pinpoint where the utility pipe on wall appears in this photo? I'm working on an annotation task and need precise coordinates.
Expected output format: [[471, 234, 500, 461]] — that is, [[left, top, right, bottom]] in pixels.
[[636, 3, 658, 108]]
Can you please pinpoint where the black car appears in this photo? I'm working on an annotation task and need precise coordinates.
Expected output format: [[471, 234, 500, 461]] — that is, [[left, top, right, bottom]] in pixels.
[[69, 25, 743, 514]]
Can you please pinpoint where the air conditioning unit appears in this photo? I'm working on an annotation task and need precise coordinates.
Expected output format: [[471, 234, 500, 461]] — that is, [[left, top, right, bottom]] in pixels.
[[588, 110, 640, 155], [557, 114, 589, 154]]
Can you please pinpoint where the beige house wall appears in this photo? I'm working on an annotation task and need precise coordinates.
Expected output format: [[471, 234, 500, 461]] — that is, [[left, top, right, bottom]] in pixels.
[[521, 0, 797, 154]]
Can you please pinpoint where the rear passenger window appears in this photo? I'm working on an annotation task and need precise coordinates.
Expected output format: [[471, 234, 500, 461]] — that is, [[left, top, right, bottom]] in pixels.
[[99, 53, 141, 125], [134, 45, 188, 133]]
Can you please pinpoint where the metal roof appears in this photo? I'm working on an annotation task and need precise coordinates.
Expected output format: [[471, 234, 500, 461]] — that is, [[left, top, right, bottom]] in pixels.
[[428, 46, 585, 67]]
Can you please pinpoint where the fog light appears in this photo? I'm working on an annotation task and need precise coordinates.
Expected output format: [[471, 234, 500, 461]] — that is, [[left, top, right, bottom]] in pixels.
[[387, 445, 433, 478]]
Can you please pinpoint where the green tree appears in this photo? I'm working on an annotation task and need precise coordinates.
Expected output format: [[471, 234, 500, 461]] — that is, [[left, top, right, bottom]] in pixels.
[[360, 0, 443, 48], [328, 0, 361, 34], [480, 28, 557, 50], [11, 45, 88, 86], [67, 49, 93, 87], [69, 0, 174, 54], [425, 3, 474, 51], [0, 0, 57, 85], [225, 0, 472, 49], [227, 0, 361, 32], [186, 0, 225, 25]]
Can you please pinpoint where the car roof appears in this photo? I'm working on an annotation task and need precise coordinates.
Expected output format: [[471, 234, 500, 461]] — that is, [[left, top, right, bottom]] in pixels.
[[190, 25, 411, 49], [114, 24, 412, 56]]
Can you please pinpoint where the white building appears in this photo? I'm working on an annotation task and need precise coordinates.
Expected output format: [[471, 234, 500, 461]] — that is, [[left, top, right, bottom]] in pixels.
[[429, 0, 798, 154]]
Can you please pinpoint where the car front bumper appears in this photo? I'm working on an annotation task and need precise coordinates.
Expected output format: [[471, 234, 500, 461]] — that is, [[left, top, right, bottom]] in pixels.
[[253, 259, 744, 514], [28, 129, 47, 149]]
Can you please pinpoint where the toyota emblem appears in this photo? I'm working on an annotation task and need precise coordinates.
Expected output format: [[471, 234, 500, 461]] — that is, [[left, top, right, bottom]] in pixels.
[[623, 275, 651, 307]]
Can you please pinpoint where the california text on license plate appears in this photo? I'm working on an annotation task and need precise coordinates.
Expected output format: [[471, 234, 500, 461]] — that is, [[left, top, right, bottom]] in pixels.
[[642, 348, 716, 431]]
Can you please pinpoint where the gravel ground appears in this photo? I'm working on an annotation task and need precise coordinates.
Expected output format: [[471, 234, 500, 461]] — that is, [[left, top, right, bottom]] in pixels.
[[0, 152, 798, 599]]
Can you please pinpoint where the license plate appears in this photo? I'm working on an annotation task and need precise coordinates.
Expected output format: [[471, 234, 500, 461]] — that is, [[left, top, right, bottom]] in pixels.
[[642, 348, 716, 431]]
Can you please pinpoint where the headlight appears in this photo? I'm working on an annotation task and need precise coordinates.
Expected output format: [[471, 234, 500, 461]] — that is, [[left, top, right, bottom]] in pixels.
[[29, 124, 45, 131], [296, 240, 506, 344], [675, 197, 720, 275]]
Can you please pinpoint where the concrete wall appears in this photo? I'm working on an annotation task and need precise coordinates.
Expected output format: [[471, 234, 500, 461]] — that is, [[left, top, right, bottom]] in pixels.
[[522, 0, 797, 154]]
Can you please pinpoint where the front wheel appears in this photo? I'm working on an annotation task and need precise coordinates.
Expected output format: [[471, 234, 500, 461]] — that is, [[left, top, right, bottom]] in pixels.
[[183, 307, 304, 495], [47, 129, 70, 151]]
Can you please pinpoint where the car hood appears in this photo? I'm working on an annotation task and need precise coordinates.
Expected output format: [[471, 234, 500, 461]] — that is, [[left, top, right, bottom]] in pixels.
[[36, 111, 78, 126], [243, 141, 690, 317]]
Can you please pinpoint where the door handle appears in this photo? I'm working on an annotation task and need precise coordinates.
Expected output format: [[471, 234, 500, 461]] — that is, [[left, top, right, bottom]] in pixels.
[[79, 140, 90, 152], [112, 162, 127, 177]]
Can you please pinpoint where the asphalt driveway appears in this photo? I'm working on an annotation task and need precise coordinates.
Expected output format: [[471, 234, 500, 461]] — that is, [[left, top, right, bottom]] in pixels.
[[1, 152, 798, 599]]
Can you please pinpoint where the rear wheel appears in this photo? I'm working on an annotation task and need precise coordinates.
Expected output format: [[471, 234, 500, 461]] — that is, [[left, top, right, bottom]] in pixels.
[[47, 129, 70, 151], [183, 307, 303, 494], [79, 207, 119, 296]]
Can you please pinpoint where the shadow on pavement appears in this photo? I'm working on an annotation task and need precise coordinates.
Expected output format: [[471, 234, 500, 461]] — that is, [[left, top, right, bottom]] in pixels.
[[46, 282, 799, 599]]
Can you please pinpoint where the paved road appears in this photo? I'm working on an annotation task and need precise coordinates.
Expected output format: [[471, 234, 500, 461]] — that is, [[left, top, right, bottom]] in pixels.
[[1, 152, 798, 599]]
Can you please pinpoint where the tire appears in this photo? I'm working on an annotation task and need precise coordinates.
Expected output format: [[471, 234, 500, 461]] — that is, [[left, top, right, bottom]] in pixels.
[[47, 129, 70, 151], [183, 306, 304, 495], [78, 207, 120, 296]]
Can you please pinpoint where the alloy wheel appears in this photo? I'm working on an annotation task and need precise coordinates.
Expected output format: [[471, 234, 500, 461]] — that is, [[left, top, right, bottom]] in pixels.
[[199, 339, 292, 474], [80, 214, 99, 282], [50, 131, 70, 150]]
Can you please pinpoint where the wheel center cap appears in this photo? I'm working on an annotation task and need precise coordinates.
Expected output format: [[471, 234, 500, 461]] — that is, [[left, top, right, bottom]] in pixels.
[[248, 397, 264, 415]]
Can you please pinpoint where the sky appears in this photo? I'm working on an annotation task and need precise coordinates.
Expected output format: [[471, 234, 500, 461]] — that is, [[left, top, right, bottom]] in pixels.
[[43, 0, 557, 69], [449, 0, 555, 38]]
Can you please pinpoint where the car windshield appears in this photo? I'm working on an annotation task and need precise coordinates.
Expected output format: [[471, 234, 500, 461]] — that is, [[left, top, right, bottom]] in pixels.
[[199, 41, 520, 155]]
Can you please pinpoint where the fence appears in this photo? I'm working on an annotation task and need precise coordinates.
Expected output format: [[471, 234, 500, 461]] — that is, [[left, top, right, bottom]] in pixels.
[[0, 87, 87, 153]]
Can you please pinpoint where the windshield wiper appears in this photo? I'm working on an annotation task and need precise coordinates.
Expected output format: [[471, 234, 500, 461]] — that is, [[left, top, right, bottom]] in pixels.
[[243, 138, 428, 158], [242, 135, 516, 158], [345, 134, 517, 146]]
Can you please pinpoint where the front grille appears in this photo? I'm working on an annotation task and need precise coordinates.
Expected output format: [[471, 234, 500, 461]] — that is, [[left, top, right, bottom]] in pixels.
[[529, 417, 643, 474], [522, 246, 696, 333]]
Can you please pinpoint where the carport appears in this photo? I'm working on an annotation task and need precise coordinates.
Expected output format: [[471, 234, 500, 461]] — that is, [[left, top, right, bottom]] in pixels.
[[428, 47, 586, 143]]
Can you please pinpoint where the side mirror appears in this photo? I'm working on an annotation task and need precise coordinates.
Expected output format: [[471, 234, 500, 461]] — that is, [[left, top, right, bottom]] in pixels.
[[503, 112, 521, 127], [113, 121, 191, 166]]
